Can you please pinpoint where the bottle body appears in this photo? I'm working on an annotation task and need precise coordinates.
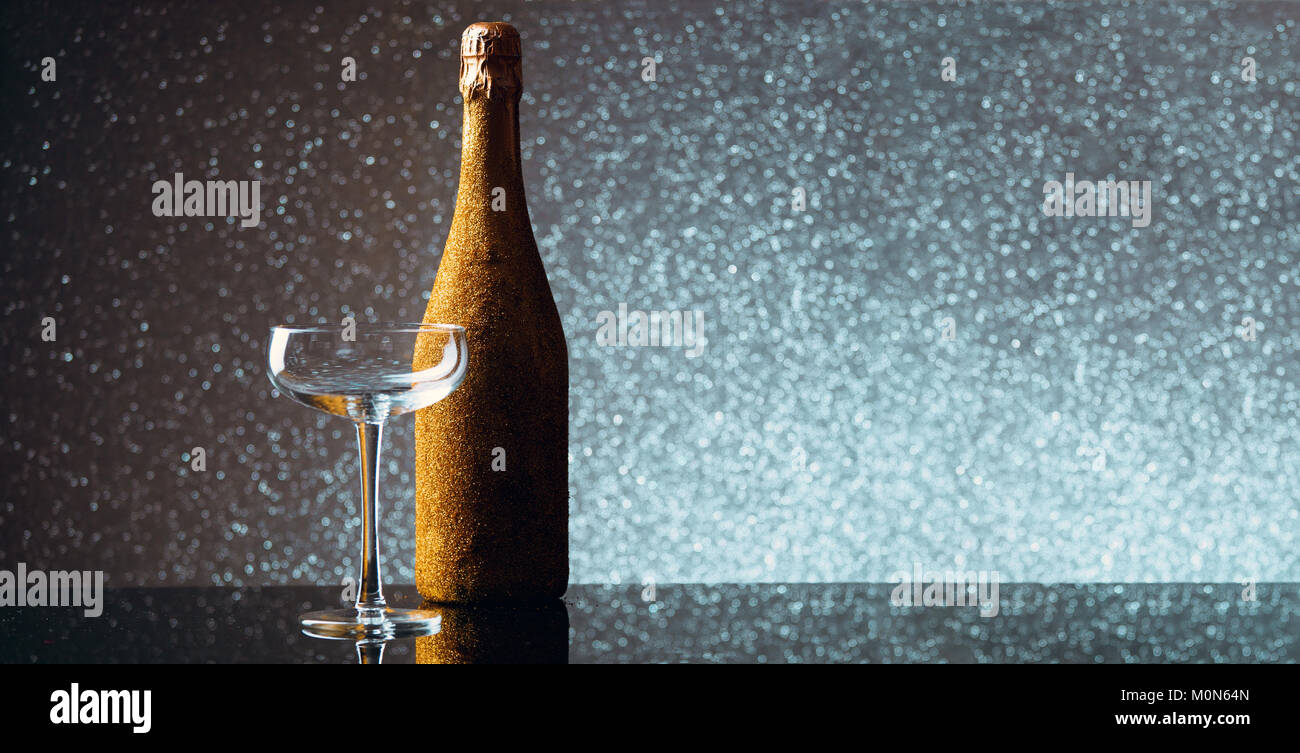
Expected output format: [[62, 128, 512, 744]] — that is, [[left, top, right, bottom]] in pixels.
[[415, 22, 568, 603]]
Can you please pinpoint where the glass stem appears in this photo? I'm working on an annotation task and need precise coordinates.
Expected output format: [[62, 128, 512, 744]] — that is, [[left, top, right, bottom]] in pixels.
[[354, 420, 386, 613], [355, 641, 385, 664]]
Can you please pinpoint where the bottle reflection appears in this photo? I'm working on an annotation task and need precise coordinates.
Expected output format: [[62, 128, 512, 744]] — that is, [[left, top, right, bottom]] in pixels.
[[416, 600, 569, 664]]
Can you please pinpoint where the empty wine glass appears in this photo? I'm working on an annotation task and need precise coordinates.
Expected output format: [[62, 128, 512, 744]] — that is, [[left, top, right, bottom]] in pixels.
[[267, 322, 467, 639]]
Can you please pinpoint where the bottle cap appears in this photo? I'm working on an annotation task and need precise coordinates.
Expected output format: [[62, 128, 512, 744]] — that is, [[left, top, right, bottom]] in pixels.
[[460, 22, 522, 99]]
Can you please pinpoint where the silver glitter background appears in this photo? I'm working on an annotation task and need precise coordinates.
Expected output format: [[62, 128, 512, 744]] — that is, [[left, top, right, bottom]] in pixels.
[[1, 1, 1296, 587]]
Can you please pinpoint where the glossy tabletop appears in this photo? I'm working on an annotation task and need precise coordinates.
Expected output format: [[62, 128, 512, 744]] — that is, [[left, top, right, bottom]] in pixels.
[[1, 583, 1295, 664]]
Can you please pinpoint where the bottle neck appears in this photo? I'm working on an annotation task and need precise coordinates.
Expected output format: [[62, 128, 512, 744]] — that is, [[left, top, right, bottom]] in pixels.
[[455, 93, 527, 216]]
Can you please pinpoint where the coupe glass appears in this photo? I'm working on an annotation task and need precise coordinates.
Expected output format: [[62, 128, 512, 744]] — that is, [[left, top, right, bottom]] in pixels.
[[267, 322, 468, 639]]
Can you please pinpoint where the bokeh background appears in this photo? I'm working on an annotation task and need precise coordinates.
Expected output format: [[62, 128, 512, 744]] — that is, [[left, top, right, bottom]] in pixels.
[[1, 0, 1296, 587]]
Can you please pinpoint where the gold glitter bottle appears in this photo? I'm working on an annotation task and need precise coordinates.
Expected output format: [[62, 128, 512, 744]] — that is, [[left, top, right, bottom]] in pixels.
[[414, 22, 568, 602]]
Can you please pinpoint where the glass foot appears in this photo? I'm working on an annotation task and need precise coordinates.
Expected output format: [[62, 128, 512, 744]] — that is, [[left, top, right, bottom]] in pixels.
[[300, 606, 443, 640]]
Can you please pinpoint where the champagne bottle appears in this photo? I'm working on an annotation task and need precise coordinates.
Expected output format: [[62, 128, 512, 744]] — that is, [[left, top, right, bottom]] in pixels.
[[415, 21, 568, 602]]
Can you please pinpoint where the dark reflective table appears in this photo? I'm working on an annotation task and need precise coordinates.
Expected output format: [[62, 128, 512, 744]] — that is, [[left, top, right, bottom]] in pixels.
[[2, 584, 1295, 663]]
